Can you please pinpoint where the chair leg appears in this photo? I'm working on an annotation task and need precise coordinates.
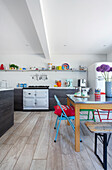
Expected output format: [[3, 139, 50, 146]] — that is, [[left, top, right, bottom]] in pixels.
[[66, 117, 75, 131], [87, 111, 90, 120], [92, 110, 96, 122], [97, 110, 102, 122], [54, 118, 62, 142], [107, 110, 110, 120], [54, 117, 83, 143], [54, 116, 59, 129], [67, 120, 70, 126]]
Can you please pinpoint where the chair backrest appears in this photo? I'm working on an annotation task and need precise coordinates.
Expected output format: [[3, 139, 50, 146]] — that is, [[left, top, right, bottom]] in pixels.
[[54, 95, 67, 116]]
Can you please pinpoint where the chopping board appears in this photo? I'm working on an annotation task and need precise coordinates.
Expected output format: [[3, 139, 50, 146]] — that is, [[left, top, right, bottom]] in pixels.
[[74, 95, 90, 98]]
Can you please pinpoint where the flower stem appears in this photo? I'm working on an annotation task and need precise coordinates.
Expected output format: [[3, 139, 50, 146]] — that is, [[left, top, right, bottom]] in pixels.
[[101, 72, 106, 80]]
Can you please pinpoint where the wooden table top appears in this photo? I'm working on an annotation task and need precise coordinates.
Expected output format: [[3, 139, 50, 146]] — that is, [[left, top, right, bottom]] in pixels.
[[85, 122, 112, 133]]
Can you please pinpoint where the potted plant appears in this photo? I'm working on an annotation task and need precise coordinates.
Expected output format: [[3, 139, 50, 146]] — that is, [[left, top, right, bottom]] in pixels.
[[96, 64, 112, 97], [9, 64, 19, 70]]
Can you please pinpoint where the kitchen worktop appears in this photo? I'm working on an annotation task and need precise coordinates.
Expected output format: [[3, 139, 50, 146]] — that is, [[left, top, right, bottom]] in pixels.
[[0, 88, 14, 91], [15, 87, 77, 89], [49, 87, 76, 89]]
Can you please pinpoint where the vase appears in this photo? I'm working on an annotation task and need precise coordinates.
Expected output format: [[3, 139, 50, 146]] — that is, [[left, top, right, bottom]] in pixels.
[[105, 81, 112, 97]]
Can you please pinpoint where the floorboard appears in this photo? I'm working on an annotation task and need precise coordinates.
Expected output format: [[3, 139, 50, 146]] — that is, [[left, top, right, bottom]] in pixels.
[[0, 111, 111, 170]]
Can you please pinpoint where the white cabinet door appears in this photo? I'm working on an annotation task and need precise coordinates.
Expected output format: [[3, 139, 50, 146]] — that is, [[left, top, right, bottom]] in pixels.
[[35, 99, 48, 108], [24, 98, 35, 107], [35, 90, 48, 98]]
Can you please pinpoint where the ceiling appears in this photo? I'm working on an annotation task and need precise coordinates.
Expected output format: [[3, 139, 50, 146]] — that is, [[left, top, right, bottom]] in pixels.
[[0, 0, 43, 55], [41, 0, 112, 55], [0, 0, 112, 57]]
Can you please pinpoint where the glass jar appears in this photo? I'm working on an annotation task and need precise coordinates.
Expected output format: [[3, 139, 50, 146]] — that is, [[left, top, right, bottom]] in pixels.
[[48, 63, 52, 70]]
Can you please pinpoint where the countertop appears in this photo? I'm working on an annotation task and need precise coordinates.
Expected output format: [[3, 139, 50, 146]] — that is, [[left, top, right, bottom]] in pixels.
[[49, 87, 76, 89], [0, 88, 14, 91], [15, 87, 77, 89]]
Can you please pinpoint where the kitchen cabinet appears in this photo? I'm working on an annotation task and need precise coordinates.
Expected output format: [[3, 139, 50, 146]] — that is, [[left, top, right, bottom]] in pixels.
[[14, 88, 78, 111], [14, 89, 23, 111], [49, 89, 78, 110], [0, 90, 14, 137]]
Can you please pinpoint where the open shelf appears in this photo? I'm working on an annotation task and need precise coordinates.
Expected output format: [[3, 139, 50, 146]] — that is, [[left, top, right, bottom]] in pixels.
[[0, 69, 87, 72]]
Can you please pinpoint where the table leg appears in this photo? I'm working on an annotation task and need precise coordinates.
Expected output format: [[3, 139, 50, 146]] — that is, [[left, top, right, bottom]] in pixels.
[[94, 133, 107, 170], [67, 97, 70, 126], [103, 134, 107, 170], [95, 133, 97, 155], [75, 104, 80, 152]]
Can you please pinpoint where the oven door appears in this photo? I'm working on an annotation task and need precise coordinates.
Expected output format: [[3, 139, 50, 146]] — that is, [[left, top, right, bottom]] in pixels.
[[35, 98, 48, 109], [23, 98, 35, 109], [35, 89, 48, 98]]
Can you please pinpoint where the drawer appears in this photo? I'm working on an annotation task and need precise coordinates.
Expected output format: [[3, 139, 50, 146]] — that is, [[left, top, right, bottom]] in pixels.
[[35, 90, 48, 98], [23, 90, 35, 98]]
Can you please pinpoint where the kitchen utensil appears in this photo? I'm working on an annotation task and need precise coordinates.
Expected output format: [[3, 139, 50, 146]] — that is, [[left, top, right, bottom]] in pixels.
[[62, 63, 70, 70], [41, 74, 48, 81], [78, 79, 86, 87], [65, 79, 73, 87]]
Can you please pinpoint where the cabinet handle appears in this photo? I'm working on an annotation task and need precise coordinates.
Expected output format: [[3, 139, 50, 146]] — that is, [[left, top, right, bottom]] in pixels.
[[28, 93, 31, 95]]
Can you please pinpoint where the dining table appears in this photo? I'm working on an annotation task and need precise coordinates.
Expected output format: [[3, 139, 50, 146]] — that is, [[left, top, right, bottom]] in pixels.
[[66, 94, 112, 152]]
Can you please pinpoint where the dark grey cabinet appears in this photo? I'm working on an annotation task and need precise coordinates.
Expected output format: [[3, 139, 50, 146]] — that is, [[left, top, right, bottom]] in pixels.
[[14, 88, 77, 111], [49, 89, 78, 110], [0, 90, 14, 137], [14, 89, 23, 111]]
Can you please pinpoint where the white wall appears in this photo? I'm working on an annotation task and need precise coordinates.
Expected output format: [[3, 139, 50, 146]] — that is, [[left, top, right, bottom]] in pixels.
[[107, 52, 112, 61], [0, 54, 107, 87]]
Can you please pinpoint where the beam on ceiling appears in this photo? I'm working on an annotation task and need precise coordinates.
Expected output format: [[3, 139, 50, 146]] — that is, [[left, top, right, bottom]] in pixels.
[[26, 0, 50, 59]]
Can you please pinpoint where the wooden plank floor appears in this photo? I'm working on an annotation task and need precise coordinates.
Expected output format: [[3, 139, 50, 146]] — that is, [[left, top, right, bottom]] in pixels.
[[0, 111, 111, 170]]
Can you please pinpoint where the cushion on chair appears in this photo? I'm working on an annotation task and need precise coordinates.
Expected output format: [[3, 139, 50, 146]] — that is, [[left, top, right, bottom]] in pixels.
[[54, 105, 75, 117]]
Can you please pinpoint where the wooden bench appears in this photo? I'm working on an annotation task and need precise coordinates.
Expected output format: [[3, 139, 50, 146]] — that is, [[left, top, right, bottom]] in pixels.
[[85, 122, 112, 170]]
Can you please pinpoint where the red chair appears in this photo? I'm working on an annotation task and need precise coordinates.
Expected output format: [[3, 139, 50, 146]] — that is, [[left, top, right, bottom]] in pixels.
[[94, 109, 112, 122]]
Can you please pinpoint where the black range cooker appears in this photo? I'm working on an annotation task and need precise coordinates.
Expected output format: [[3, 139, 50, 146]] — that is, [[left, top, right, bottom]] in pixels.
[[23, 86, 49, 89]]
